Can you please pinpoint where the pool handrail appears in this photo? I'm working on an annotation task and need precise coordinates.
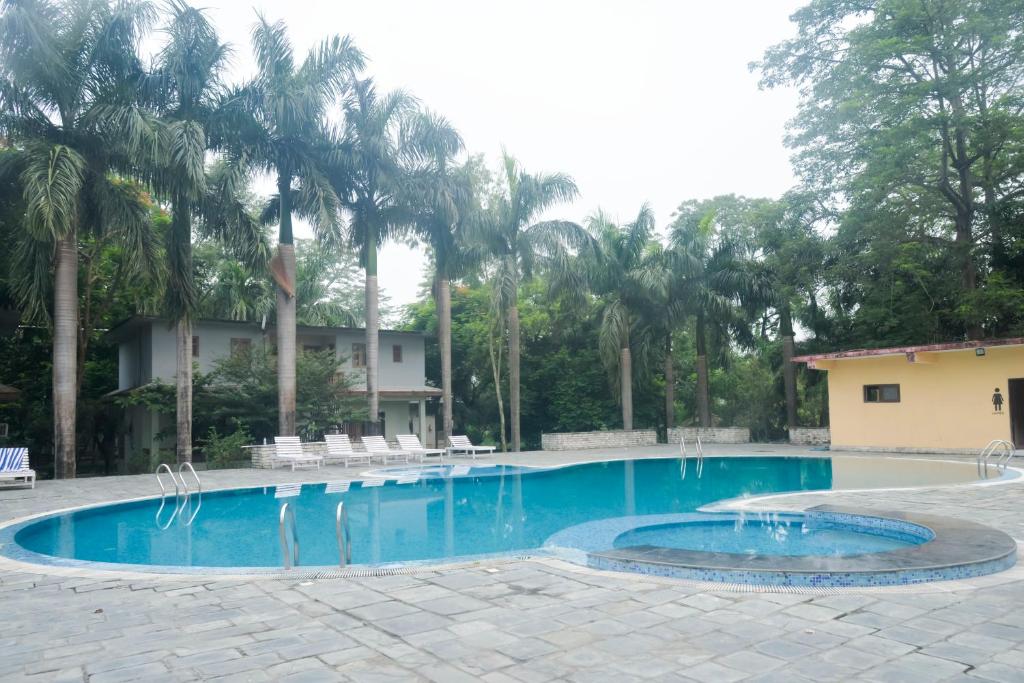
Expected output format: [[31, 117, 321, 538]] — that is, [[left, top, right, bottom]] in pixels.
[[978, 439, 1015, 477], [178, 462, 202, 527], [336, 501, 351, 567], [279, 503, 300, 570], [154, 463, 181, 530]]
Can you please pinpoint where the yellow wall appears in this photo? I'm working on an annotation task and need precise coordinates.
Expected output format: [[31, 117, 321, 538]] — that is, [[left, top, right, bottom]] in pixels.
[[822, 346, 1022, 451]]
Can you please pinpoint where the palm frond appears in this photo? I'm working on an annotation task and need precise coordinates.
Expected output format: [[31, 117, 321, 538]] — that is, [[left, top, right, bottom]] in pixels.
[[21, 143, 85, 241]]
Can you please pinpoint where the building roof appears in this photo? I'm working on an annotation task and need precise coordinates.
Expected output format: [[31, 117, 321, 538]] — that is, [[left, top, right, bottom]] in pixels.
[[792, 337, 1024, 364], [106, 316, 429, 342], [0, 383, 21, 402]]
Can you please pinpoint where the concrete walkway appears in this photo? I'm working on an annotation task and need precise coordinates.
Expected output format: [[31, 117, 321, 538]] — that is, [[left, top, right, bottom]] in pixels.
[[2, 445, 1023, 682]]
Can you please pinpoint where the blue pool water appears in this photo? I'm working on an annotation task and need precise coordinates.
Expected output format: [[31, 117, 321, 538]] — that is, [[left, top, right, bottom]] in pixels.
[[613, 518, 931, 557], [10, 457, 836, 569]]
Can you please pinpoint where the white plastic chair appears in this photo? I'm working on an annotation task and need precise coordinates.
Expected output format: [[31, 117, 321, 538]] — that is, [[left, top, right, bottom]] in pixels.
[[0, 447, 34, 489], [324, 434, 374, 467], [447, 435, 496, 460], [361, 436, 414, 464], [273, 436, 323, 471], [397, 434, 445, 461]]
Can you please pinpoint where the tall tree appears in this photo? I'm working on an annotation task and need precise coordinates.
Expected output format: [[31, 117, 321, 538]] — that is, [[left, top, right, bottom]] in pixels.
[[409, 151, 484, 442], [0, 0, 158, 477], [669, 197, 755, 428], [477, 153, 580, 450], [557, 205, 659, 430], [229, 17, 362, 436], [147, 1, 267, 463], [757, 0, 1024, 339], [338, 79, 461, 430], [749, 193, 826, 432]]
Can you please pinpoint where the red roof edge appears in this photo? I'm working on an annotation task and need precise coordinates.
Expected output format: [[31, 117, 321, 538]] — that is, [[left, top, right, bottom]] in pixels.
[[792, 337, 1024, 364]]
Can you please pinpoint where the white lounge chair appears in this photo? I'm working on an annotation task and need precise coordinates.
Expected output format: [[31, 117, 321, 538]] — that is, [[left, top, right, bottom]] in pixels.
[[397, 434, 445, 461], [0, 447, 35, 489], [447, 435, 496, 460], [361, 435, 414, 464], [273, 436, 323, 471], [324, 434, 373, 467]]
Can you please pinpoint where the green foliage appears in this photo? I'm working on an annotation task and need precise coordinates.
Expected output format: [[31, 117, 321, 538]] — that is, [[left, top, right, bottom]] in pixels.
[[200, 420, 252, 469], [118, 347, 366, 458]]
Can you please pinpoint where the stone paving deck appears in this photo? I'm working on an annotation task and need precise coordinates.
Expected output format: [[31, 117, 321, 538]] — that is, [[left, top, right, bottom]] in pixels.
[[1, 445, 1023, 682]]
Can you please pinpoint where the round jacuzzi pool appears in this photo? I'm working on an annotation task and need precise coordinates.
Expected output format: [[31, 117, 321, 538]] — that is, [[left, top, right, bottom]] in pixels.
[[612, 517, 934, 557], [546, 509, 1017, 587]]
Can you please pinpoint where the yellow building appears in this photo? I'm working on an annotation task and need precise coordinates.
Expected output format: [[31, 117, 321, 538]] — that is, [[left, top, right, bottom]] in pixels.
[[794, 339, 1024, 453]]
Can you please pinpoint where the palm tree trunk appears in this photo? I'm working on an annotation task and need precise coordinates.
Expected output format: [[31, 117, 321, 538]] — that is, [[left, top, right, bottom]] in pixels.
[[437, 274, 453, 441], [695, 312, 712, 428], [488, 312, 508, 453], [780, 306, 798, 434], [620, 322, 632, 430], [175, 318, 193, 463], [507, 287, 521, 452], [664, 334, 674, 430], [620, 346, 633, 430], [53, 235, 78, 479], [366, 230, 380, 432], [276, 176, 297, 436]]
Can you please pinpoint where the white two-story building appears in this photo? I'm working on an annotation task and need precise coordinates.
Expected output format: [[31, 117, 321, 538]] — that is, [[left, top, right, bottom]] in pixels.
[[108, 316, 441, 463]]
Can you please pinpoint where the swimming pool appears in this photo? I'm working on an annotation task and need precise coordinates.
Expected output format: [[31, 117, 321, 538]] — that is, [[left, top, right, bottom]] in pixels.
[[0, 455, 1010, 581], [7, 457, 834, 570], [610, 516, 932, 557]]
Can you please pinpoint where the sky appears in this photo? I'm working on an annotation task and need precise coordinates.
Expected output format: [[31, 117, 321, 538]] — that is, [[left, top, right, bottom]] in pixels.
[[185, 0, 806, 307]]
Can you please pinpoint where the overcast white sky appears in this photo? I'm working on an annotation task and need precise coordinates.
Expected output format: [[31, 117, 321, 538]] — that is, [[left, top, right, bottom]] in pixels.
[[188, 0, 805, 307]]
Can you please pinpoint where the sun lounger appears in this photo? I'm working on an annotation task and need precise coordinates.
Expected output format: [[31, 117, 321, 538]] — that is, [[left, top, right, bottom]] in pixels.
[[396, 434, 445, 461], [361, 435, 415, 463], [0, 447, 35, 489], [447, 435, 496, 460], [273, 436, 323, 471], [324, 434, 374, 467]]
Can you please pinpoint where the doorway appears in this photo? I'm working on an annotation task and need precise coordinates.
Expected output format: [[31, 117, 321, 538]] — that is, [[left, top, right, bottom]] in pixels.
[[1009, 379, 1024, 449]]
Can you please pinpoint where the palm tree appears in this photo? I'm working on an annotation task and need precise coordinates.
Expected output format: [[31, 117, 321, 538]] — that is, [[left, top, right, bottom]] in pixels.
[[337, 80, 461, 431], [0, 0, 159, 478], [408, 140, 482, 443], [146, 1, 267, 463], [227, 17, 363, 436], [557, 205, 660, 430], [476, 153, 581, 451], [751, 193, 825, 432], [669, 199, 754, 428]]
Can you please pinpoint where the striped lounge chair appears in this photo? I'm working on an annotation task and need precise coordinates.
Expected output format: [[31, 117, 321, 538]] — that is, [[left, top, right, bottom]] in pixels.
[[0, 447, 35, 489]]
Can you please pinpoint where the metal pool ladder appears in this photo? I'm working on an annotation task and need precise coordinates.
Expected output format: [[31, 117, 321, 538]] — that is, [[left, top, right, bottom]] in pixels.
[[679, 436, 704, 480], [154, 462, 203, 528], [279, 503, 300, 569], [336, 501, 352, 567], [154, 463, 181, 529], [978, 440, 1016, 478]]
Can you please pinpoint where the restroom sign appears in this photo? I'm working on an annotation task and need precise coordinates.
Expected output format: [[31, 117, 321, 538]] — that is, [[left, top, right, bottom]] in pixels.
[[993, 388, 1004, 412]]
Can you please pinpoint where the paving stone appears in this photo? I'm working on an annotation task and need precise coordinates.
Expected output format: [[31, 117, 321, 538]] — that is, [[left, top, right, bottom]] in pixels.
[[682, 660, 748, 683]]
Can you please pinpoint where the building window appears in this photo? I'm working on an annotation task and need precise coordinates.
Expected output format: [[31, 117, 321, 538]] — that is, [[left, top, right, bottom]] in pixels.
[[230, 338, 252, 357], [192, 336, 199, 357], [352, 343, 366, 368], [864, 384, 900, 403], [393, 344, 403, 363], [303, 343, 335, 354]]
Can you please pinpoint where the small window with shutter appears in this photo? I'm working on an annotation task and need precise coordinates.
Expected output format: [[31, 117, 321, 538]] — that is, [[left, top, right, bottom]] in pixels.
[[352, 343, 366, 368], [393, 344, 403, 363], [864, 384, 900, 403]]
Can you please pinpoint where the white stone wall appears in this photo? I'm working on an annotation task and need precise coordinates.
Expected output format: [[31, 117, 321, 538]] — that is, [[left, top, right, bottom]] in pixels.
[[541, 430, 658, 451], [789, 428, 831, 445], [248, 441, 331, 469], [667, 427, 751, 444]]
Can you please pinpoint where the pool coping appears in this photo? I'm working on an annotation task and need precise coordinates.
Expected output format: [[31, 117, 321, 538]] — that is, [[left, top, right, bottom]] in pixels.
[[0, 455, 1020, 581], [580, 507, 1018, 587]]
